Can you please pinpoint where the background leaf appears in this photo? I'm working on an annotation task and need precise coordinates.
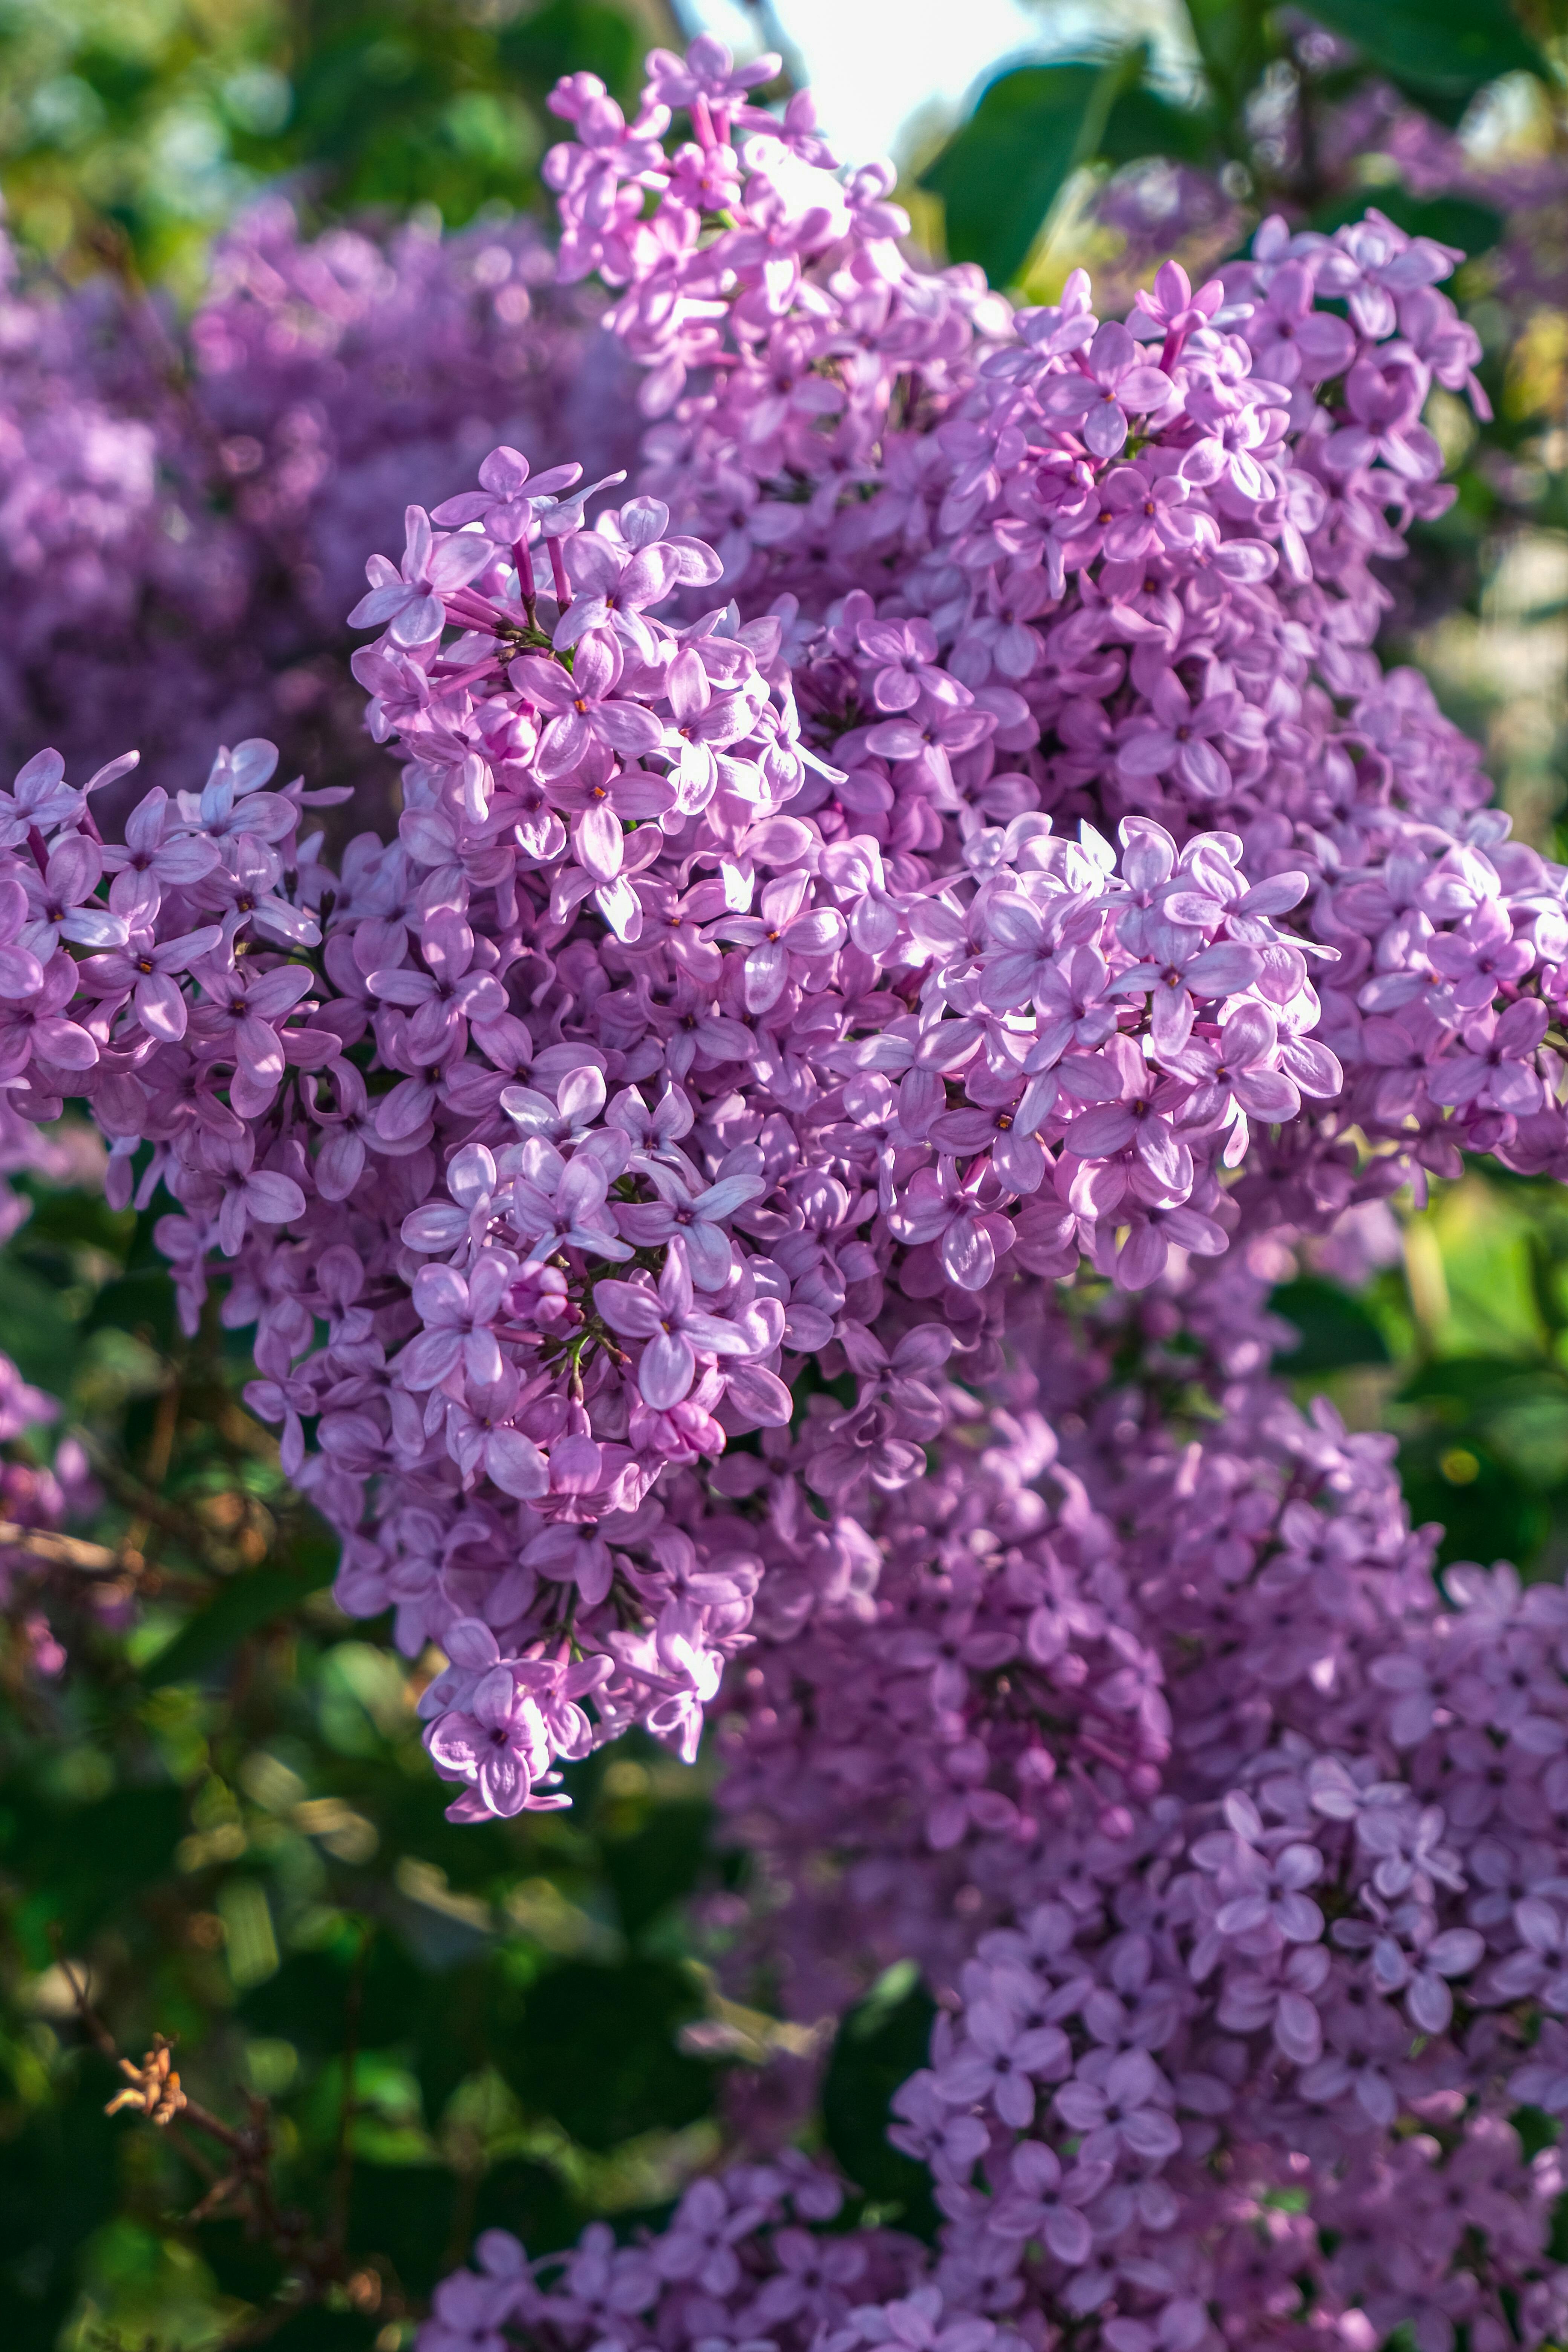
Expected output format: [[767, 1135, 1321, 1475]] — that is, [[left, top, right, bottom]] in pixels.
[[821, 1965, 940, 2238], [920, 61, 1108, 286], [1271, 1277, 1392, 1376], [510, 1959, 717, 2150], [1300, 0, 1545, 102]]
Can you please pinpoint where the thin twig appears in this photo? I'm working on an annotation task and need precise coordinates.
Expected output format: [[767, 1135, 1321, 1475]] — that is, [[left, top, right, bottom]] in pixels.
[[57, 1937, 413, 2346], [74, 1432, 212, 1548], [0, 1521, 144, 1578], [123, 1378, 182, 1560]]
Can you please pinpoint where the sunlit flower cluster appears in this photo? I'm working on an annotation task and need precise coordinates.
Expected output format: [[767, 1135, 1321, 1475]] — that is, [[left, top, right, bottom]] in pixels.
[[5, 33, 1568, 2352]]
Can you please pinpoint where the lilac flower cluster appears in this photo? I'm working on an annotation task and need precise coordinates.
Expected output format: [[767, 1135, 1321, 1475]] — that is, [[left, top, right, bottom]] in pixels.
[[429, 1248, 1568, 2352], [0, 199, 631, 808], [0, 37, 1549, 1817], [705, 1321, 1568, 2352], [420, 2161, 937, 2352], [8, 34, 1568, 2347]]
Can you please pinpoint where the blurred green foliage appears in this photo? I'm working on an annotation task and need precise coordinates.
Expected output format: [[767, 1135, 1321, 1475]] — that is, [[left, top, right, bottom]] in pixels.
[[919, 0, 1556, 283], [1272, 1167, 1568, 1576], [7, 1156, 1563, 2346], [819, 1964, 939, 2243], [0, 1147, 757, 2348], [0, 0, 672, 290]]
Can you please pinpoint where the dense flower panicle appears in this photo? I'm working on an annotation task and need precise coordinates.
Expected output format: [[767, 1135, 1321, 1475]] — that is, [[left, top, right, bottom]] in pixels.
[[400, 36, 1568, 2352], [0, 49, 1550, 1808], [0, 201, 634, 806], [9, 31, 1568, 2352], [418, 2163, 943, 2352], [424, 1280, 1568, 2352], [698, 1325, 1568, 2350]]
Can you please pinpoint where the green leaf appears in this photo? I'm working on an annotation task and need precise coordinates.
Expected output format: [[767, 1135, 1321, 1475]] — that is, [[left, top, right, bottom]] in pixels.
[[1528, 1230, 1568, 1337], [821, 1963, 940, 2239], [9, 1785, 186, 1954], [1514, 2104, 1561, 2162], [509, 1959, 716, 2150], [603, 1798, 712, 1940], [0, 2082, 120, 2349], [84, 1266, 178, 1352], [920, 61, 1106, 288], [1270, 1278, 1391, 1375], [343, 2165, 456, 2296], [257, 2312, 378, 2350], [1397, 1432, 1550, 1568], [0, 1257, 78, 1397], [498, 0, 646, 111], [1100, 83, 1217, 167], [193, 2218, 287, 2308], [240, 1938, 430, 2061], [1182, 0, 1269, 117], [1398, 1355, 1558, 1407], [143, 1544, 337, 1689], [472, 2156, 586, 2258], [14, 1180, 134, 1257], [1300, 0, 1545, 101]]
